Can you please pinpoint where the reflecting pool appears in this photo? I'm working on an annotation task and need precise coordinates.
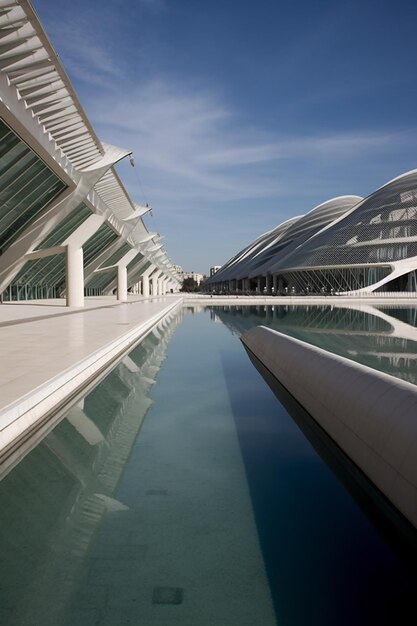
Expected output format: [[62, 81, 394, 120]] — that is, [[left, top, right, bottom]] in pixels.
[[0, 305, 416, 626], [211, 303, 417, 385]]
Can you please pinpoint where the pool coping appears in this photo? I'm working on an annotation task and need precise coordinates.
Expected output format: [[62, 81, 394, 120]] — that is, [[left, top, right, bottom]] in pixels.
[[0, 296, 183, 475]]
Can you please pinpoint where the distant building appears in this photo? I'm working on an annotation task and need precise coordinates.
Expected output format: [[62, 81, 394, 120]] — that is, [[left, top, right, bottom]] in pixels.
[[174, 265, 204, 286], [183, 271, 204, 286], [204, 171, 417, 295]]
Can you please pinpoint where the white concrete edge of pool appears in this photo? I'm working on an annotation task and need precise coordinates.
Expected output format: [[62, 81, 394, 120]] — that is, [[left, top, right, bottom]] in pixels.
[[0, 298, 182, 466], [241, 325, 417, 530]]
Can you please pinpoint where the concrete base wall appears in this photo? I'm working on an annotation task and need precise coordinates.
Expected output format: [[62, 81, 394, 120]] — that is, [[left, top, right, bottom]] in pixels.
[[241, 325, 417, 530]]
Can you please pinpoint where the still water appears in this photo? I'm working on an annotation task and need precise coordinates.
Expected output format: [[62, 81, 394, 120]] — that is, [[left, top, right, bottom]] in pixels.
[[0, 304, 416, 626]]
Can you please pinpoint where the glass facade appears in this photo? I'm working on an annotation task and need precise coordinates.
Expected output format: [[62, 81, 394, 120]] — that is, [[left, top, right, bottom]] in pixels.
[[0, 119, 67, 254], [280, 266, 391, 294], [281, 171, 417, 270], [265, 196, 361, 275], [4, 222, 119, 301], [38, 204, 91, 250], [84, 242, 135, 294], [100, 242, 132, 268]]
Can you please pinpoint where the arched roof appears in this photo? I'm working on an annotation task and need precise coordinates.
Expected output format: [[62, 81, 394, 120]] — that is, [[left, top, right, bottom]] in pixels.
[[277, 170, 417, 270]]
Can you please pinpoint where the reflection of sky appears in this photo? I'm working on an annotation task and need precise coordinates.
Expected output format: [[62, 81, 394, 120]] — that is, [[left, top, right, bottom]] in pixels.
[[210, 304, 417, 386]]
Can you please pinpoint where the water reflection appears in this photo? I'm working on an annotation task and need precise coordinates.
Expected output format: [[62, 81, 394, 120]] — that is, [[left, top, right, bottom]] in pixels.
[[209, 304, 417, 385], [0, 309, 182, 626]]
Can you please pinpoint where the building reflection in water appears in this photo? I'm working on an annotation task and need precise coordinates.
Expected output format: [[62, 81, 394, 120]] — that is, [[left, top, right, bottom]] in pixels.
[[0, 309, 183, 626], [209, 303, 417, 386]]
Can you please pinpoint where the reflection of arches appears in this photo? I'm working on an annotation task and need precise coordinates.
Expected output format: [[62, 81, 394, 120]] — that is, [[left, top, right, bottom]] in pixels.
[[210, 302, 417, 386]]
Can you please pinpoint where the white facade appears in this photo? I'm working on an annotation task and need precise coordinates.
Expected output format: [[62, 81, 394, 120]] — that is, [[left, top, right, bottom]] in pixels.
[[0, 0, 181, 305]]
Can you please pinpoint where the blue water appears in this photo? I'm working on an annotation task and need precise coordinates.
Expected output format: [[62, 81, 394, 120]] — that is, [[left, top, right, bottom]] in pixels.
[[0, 306, 416, 625]]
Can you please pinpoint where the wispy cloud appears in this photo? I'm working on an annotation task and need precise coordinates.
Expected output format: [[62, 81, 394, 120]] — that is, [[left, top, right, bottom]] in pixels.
[[42, 3, 416, 209], [36, 1, 417, 271], [86, 78, 413, 208]]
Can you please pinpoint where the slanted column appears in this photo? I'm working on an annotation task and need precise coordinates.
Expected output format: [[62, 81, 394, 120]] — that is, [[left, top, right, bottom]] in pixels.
[[66, 245, 84, 307]]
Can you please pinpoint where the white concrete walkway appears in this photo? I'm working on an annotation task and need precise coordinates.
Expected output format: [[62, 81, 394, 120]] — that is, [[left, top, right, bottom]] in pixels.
[[0, 295, 182, 471]]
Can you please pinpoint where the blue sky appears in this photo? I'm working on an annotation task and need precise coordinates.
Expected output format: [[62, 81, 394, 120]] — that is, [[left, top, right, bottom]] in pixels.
[[34, 0, 417, 274]]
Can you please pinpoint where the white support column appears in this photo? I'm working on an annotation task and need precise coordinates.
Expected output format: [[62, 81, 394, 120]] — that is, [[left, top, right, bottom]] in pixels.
[[151, 270, 163, 296], [115, 249, 141, 302], [126, 257, 148, 293], [141, 264, 156, 298], [66, 245, 84, 307], [158, 276, 166, 295], [83, 238, 125, 286], [142, 275, 150, 297], [0, 141, 132, 294], [266, 274, 272, 294], [117, 265, 128, 302], [61, 213, 105, 307]]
